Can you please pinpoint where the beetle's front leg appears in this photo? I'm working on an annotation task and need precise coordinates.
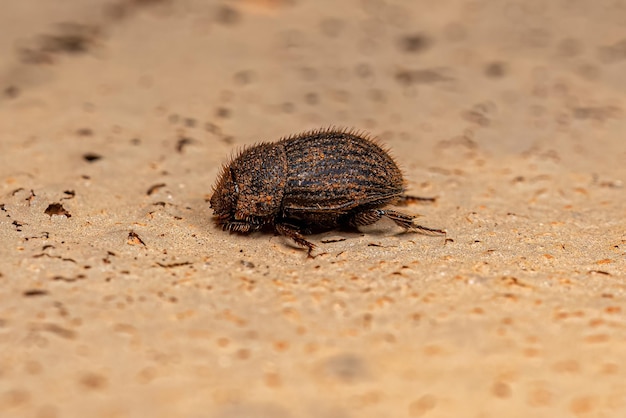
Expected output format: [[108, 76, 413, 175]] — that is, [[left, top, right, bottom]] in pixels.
[[223, 221, 254, 233], [275, 223, 316, 257]]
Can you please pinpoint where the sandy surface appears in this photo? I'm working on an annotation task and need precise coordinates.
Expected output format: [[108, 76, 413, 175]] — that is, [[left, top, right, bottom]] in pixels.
[[1, 0, 626, 417]]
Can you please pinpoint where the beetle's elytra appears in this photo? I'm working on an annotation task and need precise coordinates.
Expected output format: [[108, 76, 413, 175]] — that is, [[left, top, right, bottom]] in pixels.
[[210, 128, 444, 255]]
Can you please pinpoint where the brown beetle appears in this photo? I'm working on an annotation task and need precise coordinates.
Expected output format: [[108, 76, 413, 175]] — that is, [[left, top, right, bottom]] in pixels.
[[210, 128, 444, 255]]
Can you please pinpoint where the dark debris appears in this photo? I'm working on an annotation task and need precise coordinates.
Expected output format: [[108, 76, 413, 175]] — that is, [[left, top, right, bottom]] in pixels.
[[44, 203, 71, 217], [23, 289, 49, 297], [146, 183, 166, 196]]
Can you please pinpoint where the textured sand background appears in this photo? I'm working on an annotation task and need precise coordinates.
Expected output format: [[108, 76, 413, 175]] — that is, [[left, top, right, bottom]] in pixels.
[[1, 0, 626, 417]]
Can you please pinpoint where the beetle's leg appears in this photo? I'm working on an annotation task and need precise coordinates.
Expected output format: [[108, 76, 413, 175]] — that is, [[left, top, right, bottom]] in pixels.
[[223, 221, 253, 233], [383, 210, 446, 235], [395, 195, 437, 206], [275, 223, 316, 257], [351, 209, 446, 235], [349, 209, 383, 227], [350, 209, 414, 229]]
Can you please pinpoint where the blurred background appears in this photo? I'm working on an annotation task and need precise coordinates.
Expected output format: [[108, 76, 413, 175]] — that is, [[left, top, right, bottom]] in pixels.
[[2, 0, 625, 160]]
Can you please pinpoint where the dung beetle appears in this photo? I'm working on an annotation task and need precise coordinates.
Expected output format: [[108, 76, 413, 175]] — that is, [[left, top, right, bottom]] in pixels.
[[210, 128, 444, 255]]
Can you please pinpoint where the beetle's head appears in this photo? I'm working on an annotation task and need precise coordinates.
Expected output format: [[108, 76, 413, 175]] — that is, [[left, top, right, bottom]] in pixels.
[[210, 165, 238, 224], [210, 144, 287, 230]]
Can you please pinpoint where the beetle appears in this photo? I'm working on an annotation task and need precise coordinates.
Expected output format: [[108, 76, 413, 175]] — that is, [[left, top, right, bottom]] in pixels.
[[210, 128, 444, 255]]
